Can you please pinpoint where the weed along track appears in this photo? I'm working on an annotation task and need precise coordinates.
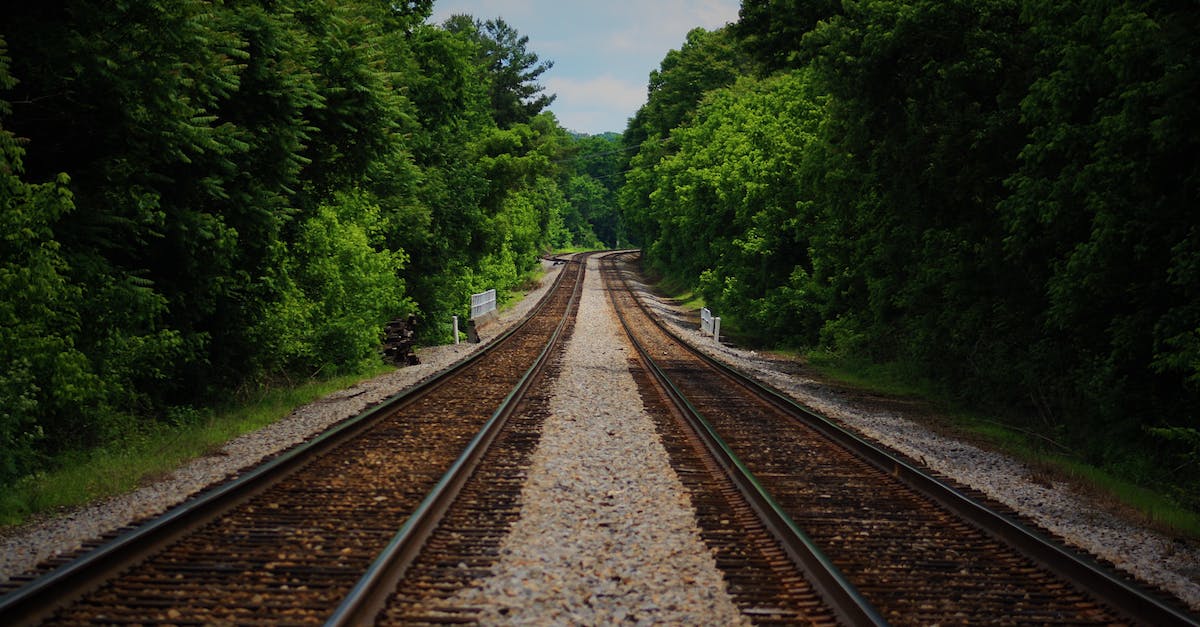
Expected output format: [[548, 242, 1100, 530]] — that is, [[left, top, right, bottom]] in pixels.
[[0, 256, 586, 625], [603, 251, 1198, 627]]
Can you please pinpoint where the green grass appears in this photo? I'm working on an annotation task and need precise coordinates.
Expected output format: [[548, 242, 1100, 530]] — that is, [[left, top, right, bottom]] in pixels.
[[498, 259, 560, 314], [804, 351, 1200, 540], [646, 273, 705, 310], [990, 437, 1200, 537], [549, 245, 607, 254], [0, 364, 393, 528], [1050, 456, 1200, 536], [804, 351, 932, 399]]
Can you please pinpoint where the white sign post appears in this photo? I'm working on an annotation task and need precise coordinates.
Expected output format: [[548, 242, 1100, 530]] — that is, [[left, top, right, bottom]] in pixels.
[[700, 307, 721, 344]]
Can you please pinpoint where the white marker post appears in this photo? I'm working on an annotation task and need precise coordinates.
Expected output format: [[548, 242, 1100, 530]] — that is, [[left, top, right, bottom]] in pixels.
[[700, 308, 721, 344], [452, 315, 460, 345]]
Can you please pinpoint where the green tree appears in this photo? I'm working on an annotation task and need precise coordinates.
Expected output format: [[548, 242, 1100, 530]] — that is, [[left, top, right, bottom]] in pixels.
[[622, 26, 754, 249], [1002, 0, 1200, 460], [3, 0, 242, 417], [805, 0, 1032, 373], [564, 133, 624, 247], [0, 42, 100, 480], [561, 175, 609, 248], [734, 0, 842, 72], [443, 15, 555, 128], [625, 27, 752, 150], [262, 190, 414, 373], [646, 71, 826, 343], [0, 1, 576, 489]]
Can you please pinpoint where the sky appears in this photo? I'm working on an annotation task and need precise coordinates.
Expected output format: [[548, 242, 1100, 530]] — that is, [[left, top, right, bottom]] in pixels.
[[427, 1, 742, 136]]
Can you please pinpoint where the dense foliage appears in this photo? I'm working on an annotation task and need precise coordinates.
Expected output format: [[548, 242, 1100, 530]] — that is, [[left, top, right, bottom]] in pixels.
[[0, 1, 614, 486], [624, 0, 1200, 504]]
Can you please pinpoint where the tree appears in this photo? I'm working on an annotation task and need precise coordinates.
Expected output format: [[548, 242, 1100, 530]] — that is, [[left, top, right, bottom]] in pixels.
[[262, 190, 414, 373], [626, 27, 751, 149], [642, 70, 827, 344], [443, 15, 555, 128], [1001, 0, 1200, 459], [0, 1, 581, 490], [0, 40, 102, 480], [3, 0, 243, 409], [734, 0, 842, 72], [622, 26, 754, 250], [804, 0, 1033, 372]]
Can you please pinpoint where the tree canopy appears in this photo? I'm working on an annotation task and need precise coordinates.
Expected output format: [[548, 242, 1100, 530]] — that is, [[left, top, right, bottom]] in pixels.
[[6, 0, 1195, 514], [623, 0, 1200, 506], [0, 1, 614, 488], [443, 15, 556, 129]]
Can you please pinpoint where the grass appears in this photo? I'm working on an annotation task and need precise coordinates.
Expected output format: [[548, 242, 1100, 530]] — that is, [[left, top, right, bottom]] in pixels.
[[641, 270, 706, 311], [500, 260, 559, 313], [663, 281, 706, 310], [1048, 456, 1200, 537], [549, 245, 606, 254], [0, 364, 393, 528], [804, 351, 932, 399], [803, 351, 1200, 540]]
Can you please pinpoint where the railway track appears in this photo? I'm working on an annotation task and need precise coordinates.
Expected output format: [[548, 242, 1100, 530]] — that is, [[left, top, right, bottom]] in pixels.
[[626, 347, 860, 626], [0, 255, 586, 626], [4, 248, 1196, 625], [603, 251, 1200, 626], [371, 251, 860, 625], [332, 259, 583, 625], [354, 314, 564, 625]]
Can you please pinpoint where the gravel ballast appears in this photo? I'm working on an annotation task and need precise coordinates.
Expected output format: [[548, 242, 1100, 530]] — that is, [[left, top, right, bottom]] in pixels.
[[440, 254, 747, 625]]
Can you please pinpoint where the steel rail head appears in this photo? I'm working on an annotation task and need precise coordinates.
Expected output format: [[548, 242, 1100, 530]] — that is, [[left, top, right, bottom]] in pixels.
[[605, 251, 1200, 627], [0, 255, 584, 627], [599, 253, 890, 627], [732, 372, 1200, 626], [325, 252, 590, 626]]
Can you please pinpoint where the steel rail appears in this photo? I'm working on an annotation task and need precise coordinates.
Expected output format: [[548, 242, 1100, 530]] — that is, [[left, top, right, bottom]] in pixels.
[[602, 253, 889, 627], [325, 254, 587, 626], [607, 251, 1200, 627], [0, 256, 579, 627]]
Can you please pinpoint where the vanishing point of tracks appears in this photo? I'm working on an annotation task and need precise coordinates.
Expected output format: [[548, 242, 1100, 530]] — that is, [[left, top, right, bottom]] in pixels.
[[604, 250, 1198, 626]]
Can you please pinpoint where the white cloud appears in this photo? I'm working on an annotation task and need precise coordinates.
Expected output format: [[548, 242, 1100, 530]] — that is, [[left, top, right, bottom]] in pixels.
[[423, 0, 743, 134], [545, 75, 646, 111], [605, 0, 739, 54], [544, 75, 646, 134]]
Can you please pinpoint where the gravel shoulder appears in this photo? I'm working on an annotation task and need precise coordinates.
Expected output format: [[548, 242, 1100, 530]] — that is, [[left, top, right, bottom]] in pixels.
[[620, 262, 1200, 613], [0, 260, 563, 582]]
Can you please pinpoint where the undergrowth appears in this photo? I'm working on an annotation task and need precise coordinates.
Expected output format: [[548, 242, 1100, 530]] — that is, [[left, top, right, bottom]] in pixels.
[[0, 364, 393, 528], [804, 353, 1200, 540]]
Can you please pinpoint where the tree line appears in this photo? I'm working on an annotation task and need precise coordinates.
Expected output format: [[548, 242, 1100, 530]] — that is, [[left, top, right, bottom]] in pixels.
[[0, 1, 620, 486], [622, 0, 1199, 504]]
